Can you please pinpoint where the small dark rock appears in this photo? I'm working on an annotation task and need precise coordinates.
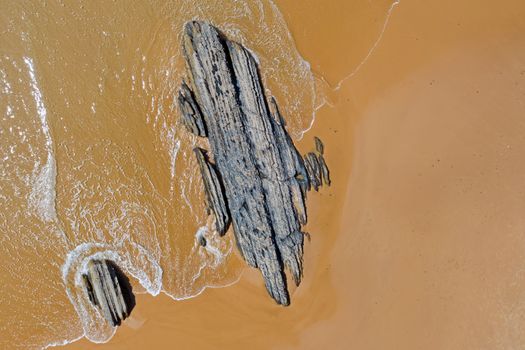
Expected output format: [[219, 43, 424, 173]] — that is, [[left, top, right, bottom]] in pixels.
[[82, 259, 135, 327]]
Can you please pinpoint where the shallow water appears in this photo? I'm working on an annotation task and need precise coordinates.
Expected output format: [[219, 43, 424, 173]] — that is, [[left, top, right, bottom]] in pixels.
[[0, 0, 325, 348]]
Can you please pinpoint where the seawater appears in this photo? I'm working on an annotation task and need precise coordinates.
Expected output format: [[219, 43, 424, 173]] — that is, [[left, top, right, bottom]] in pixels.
[[0, 0, 317, 348]]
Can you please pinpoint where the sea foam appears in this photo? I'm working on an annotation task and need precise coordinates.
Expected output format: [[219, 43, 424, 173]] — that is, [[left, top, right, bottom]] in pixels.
[[24, 56, 58, 223]]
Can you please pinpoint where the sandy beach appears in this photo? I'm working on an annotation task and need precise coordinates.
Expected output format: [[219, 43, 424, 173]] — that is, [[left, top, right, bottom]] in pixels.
[[2, 0, 525, 349]]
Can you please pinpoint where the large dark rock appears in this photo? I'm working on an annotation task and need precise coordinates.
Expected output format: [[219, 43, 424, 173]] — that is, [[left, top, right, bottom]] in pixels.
[[177, 21, 330, 305], [82, 259, 135, 326]]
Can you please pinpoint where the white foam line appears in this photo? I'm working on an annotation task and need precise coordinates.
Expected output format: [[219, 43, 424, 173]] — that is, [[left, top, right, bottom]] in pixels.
[[43, 335, 84, 350], [24, 56, 60, 223], [24, 56, 53, 151], [334, 0, 400, 91], [296, 101, 324, 140], [29, 156, 58, 222], [169, 138, 181, 198], [170, 139, 181, 180], [297, 76, 337, 140], [163, 271, 244, 302], [297, 1, 400, 139]]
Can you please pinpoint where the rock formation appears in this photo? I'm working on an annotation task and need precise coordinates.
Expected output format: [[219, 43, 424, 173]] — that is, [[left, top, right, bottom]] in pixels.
[[82, 259, 135, 326], [177, 21, 330, 305]]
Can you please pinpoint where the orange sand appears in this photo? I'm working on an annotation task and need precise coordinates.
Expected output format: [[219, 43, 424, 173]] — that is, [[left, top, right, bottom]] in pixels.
[[0, 0, 522, 348], [64, 0, 525, 349]]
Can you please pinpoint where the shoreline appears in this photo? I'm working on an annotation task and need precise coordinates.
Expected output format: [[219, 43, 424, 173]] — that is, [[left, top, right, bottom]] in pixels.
[[3, 0, 525, 349]]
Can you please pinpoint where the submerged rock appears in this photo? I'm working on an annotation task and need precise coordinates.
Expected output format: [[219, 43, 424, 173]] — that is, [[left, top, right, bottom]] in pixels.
[[177, 21, 330, 305], [82, 259, 135, 327]]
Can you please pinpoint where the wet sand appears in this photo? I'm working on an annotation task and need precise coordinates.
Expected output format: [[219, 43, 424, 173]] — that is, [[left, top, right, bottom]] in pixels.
[[2, 0, 525, 348], [1, 0, 313, 347], [64, 0, 525, 349]]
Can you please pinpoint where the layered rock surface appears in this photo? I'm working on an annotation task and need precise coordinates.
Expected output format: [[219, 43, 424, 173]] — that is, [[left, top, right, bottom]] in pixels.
[[178, 21, 330, 305], [82, 259, 135, 326]]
